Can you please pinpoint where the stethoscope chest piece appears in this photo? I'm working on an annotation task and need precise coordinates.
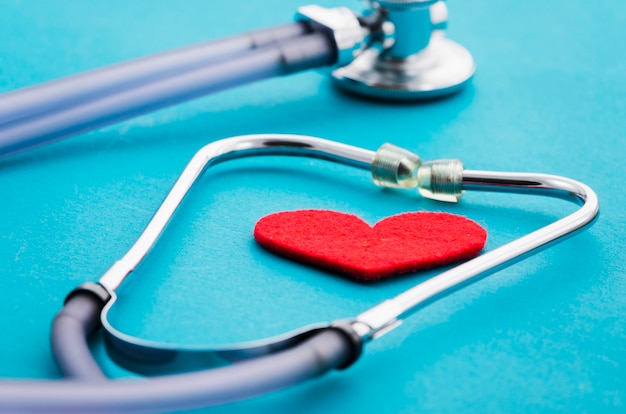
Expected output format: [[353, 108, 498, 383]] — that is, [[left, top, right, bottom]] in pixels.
[[332, 0, 475, 100]]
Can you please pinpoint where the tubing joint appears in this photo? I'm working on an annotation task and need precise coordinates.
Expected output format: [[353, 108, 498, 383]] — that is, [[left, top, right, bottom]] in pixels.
[[295, 5, 367, 66], [64, 282, 111, 306], [329, 321, 364, 369]]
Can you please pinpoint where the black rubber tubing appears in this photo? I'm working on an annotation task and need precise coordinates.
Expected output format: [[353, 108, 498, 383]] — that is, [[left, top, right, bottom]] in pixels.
[[0, 289, 361, 413]]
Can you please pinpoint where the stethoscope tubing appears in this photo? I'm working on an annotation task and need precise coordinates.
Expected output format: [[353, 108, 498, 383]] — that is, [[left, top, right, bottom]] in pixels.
[[0, 23, 309, 127], [3, 289, 356, 413], [0, 24, 335, 158]]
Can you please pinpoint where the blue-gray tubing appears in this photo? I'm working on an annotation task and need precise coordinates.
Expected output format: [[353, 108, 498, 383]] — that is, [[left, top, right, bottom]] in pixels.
[[0, 23, 309, 126], [0, 289, 361, 413], [0, 29, 336, 158], [50, 290, 107, 381]]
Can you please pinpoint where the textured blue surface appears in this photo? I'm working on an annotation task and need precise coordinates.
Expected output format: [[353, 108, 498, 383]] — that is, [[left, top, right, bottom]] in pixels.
[[1, 0, 625, 412]]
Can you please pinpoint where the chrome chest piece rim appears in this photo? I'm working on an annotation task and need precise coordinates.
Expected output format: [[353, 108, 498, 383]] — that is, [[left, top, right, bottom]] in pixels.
[[332, 0, 476, 100]]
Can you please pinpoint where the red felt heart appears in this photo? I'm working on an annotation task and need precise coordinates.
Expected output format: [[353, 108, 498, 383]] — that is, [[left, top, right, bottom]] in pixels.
[[254, 210, 487, 281]]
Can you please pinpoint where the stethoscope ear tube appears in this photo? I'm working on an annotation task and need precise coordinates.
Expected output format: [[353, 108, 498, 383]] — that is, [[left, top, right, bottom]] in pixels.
[[89, 135, 599, 376]]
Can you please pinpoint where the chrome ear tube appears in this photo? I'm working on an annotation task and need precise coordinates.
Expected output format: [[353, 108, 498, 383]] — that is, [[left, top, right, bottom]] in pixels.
[[92, 135, 597, 373]]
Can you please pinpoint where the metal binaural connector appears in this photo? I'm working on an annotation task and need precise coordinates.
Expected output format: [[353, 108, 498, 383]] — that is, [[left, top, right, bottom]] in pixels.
[[371, 143, 464, 202], [94, 133, 598, 375]]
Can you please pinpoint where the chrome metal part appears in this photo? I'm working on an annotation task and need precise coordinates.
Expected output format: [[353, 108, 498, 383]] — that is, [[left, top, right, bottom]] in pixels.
[[355, 171, 599, 340], [97, 135, 598, 370], [332, 0, 475, 100], [98, 134, 375, 368], [98, 134, 375, 292], [295, 5, 367, 66]]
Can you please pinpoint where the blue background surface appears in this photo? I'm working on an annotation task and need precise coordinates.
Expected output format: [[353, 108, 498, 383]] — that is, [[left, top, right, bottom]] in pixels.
[[1, 0, 625, 412]]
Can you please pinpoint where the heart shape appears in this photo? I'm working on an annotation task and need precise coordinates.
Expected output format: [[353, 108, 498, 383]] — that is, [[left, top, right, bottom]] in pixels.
[[254, 210, 487, 281]]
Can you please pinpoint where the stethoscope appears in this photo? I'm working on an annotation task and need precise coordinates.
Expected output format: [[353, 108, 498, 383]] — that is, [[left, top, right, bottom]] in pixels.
[[0, 2, 600, 413], [0, 134, 598, 412]]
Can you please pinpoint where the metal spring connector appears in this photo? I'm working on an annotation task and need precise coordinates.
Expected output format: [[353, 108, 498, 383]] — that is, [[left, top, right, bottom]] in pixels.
[[372, 143, 464, 202]]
